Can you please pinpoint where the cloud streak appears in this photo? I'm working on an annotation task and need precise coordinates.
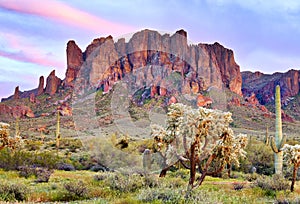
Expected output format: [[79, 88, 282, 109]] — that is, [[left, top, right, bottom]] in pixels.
[[0, 0, 134, 35]]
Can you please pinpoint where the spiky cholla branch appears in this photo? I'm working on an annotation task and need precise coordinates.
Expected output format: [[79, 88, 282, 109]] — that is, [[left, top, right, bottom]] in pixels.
[[151, 103, 247, 190], [282, 144, 300, 192]]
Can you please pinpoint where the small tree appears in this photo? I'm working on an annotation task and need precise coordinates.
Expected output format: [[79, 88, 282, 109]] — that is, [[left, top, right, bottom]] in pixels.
[[151, 103, 247, 190], [282, 144, 300, 192]]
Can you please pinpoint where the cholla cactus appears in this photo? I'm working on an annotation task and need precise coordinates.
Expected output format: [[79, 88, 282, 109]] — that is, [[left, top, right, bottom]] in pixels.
[[151, 103, 247, 189], [0, 122, 22, 150], [282, 144, 300, 192]]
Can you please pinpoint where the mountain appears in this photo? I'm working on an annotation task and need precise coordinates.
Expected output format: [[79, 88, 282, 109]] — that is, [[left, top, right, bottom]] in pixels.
[[0, 29, 299, 128], [242, 70, 299, 105]]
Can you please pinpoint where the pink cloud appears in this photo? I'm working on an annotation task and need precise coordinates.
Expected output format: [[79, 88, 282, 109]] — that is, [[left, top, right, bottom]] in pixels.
[[0, 0, 134, 35], [0, 49, 64, 68], [0, 32, 64, 68]]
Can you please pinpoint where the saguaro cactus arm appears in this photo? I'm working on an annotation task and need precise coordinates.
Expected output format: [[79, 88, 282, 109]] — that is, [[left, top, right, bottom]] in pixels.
[[270, 133, 286, 153]]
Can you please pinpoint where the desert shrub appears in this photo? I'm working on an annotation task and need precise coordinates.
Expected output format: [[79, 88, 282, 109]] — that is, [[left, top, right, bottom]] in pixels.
[[232, 182, 246, 190], [59, 138, 83, 152], [0, 182, 28, 201], [144, 175, 161, 188], [69, 152, 96, 170], [274, 197, 300, 204], [94, 172, 113, 182], [18, 166, 53, 182], [18, 165, 35, 178], [244, 173, 259, 182], [105, 173, 144, 193], [34, 167, 53, 183], [254, 174, 289, 191], [56, 163, 75, 171], [24, 140, 42, 151], [64, 181, 87, 198], [90, 164, 109, 172], [0, 148, 62, 170], [138, 187, 183, 203]]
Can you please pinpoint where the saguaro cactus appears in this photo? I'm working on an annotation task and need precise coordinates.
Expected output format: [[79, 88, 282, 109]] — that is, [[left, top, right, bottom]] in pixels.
[[143, 149, 152, 174], [56, 110, 61, 149], [271, 85, 286, 174]]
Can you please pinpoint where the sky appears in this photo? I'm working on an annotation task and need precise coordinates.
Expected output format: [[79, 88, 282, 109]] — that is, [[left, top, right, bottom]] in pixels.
[[0, 0, 299, 99]]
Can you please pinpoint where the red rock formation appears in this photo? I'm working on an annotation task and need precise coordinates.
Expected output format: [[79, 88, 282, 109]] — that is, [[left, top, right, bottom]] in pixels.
[[229, 97, 241, 106], [13, 86, 20, 100], [197, 94, 213, 107], [168, 96, 177, 105], [0, 104, 34, 118], [29, 93, 35, 103], [37, 76, 44, 95], [79, 29, 242, 97], [150, 85, 158, 97], [245, 93, 260, 105], [45, 70, 62, 95], [65, 40, 83, 87]]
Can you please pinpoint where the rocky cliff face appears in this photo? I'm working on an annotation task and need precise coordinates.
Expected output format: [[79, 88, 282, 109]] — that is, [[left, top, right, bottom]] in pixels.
[[72, 29, 242, 99], [242, 69, 300, 105]]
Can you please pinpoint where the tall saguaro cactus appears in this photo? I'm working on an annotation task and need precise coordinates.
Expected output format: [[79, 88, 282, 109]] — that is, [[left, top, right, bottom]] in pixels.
[[56, 110, 61, 149], [271, 85, 286, 174]]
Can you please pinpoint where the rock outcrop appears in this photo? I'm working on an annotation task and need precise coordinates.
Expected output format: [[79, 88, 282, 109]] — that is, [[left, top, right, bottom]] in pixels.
[[65, 41, 83, 87], [0, 104, 35, 119], [45, 70, 61, 95], [13, 86, 20, 100], [37, 76, 44, 95], [242, 69, 300, 105], [197, 94, 213, 107]]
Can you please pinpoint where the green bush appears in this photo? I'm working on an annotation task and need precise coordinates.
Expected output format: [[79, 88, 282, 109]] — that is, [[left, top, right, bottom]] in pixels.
[[0, 182, 28, 201], [0, 148, 62, 170], [237, 140, 274, 175]]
